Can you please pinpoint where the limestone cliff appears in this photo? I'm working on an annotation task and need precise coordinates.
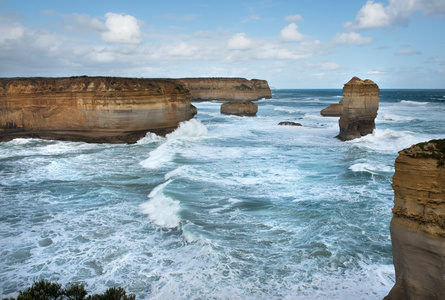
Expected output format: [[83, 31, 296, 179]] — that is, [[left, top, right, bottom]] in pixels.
[[320, 101, 343, 117], [385, 140, 445, 300], [0, 76, 195, 143], [175, 78, 272, 101], [220, 100, 258, 116], [336, 77, 379, 141]]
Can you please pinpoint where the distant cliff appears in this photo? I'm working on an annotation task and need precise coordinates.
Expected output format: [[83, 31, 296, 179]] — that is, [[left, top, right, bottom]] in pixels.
[[0, 77, 195, 143], [175, 78, 272, 101], [385, 140, 445, 299]]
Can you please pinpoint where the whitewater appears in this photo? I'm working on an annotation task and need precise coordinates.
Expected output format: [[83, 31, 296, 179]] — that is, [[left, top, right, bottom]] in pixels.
[[1, 89, 444, 299]]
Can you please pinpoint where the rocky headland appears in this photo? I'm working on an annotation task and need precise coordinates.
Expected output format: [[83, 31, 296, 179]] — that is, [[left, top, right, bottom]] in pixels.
[[175, 78, 272, 101], [321, 77, 379, 141], [0, 76, 195, 143], [220, 99, 258, 116], [385, 140, 445, 299]]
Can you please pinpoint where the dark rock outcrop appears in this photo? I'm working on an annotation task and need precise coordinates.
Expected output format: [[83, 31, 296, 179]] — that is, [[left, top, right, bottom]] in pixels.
[[385, 140, 445, 300], [0, 76, 195, 143], [220, 99, 258, 116], [278, 122, 302, 126], [175, 78, 271, 101], [337, 77, 379, 140]]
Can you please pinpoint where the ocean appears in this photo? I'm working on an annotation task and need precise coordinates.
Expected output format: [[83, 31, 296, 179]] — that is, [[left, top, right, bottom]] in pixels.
[[1, 89, 444, 299]]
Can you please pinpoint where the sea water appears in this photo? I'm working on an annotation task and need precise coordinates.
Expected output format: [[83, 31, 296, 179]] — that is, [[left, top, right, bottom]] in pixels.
[[1, 89, 444, 299]]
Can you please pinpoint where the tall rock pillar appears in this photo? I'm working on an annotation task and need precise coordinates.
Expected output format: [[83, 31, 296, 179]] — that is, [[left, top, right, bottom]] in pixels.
[[337, 77, 379, 141], [385, 140, 445, 299]]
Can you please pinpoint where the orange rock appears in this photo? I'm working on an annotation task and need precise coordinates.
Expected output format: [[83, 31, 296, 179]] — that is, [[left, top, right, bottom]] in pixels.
[[385, 140, 445, 299], [0, 76, 195, 143], [220, 99, 258, 116], [175, 78, 271, 101]]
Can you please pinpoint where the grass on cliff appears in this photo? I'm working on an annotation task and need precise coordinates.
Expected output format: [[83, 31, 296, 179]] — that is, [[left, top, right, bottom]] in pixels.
[[3, 279, 135, 300], [405, 139, 445, 168]]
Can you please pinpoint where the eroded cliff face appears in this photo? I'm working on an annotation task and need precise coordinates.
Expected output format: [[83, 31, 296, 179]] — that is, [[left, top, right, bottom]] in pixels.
[[337, 77, 379, 141], [175, 78, 272, 101], [0, 77, 195, 143], [385, 140, 445, 300]]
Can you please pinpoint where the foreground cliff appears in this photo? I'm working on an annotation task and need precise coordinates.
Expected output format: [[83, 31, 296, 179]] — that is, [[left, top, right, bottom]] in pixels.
[[385, 140, 445, 300], [175, 78, 272, 101], [0, 77, 195, 143]]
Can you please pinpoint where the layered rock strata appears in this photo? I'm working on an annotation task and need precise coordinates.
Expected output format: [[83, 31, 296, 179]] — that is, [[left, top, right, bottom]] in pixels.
[[0, 76, 195, 143], [220, 100, 258, 116], [337, 77, 379, 140], [385, 140, 445, 300], [320, 102, 343, 117], [175, 78, 272, 101]]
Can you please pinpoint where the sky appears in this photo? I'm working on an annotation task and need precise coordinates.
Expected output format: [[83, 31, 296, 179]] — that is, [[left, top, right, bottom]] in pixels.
[[0, 0, 444, 88]]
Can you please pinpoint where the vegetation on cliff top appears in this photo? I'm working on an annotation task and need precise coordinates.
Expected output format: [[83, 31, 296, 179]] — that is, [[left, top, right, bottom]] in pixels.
[[2, 279, 135, 300], [403, 139, 445, 167]]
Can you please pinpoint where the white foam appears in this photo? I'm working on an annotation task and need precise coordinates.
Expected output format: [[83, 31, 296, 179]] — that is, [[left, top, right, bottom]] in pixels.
[[166, 119, 208, 140], [274, 107, 301, 114], [378, 112, 416, 122], [136, 132, 165, 145], [349, 163, 394, 174], [140, 180, 181, 229], [139, 119, 208, 169], [347, 129, 430, 152], [400, 100, 429, 105]]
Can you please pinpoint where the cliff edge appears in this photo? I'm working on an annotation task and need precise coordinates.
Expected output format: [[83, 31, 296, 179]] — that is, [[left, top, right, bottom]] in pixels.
[[385, 140, 445, 299], [0, 76, 195, 143], [175, 78, 272, 101]]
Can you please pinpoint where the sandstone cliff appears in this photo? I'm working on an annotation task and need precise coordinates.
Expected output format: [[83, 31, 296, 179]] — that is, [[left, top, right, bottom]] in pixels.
[[0, 76, 195, 143], [220, 100, 258, 116], [175, 78, 272, 101], [336, 77, 379, 141], [385, 140, 445, 300]]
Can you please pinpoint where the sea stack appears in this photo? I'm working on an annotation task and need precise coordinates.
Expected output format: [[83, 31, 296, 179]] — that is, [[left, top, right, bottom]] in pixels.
[[220, 99, 258, 116], [175, 78, 272, 101], [0, 76, 195, 143], [336, 77, 379, 141], [385, 140, 445, 300]]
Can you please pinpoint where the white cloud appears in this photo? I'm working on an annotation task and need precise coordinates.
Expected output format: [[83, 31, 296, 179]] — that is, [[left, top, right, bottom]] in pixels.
[[333, 32, 373, 45], [395, 48, 421, 55], [285, 14, 303, 22], [227, 33, 253, 50], [321, 62, 340, 71], [0, 23, 24, 43], [345, 0, 445, 30], [280, 23, 303, 42], [101, 13, 142, 44]]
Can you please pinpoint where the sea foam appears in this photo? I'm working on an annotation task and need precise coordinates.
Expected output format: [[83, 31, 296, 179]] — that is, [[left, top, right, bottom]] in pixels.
[[140, 180, 181, 229]]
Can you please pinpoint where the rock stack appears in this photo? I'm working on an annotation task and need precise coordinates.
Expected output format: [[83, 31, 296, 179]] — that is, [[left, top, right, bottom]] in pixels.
[[385, 140, 445, 299], [220, 99, 258, 116], [337, 77, 379, 140]]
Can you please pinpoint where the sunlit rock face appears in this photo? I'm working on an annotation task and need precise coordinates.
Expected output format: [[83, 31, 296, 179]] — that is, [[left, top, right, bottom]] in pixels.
[[385, 140, 445, 300], [320, 102, 343, 117], [336, 77, 379, 141], [175, 78, 272, 101], [0, 76, 195, 143], [220, 99, 258, 116]]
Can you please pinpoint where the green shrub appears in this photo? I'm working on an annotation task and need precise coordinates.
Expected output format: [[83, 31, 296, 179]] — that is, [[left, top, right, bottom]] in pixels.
[[3, 279, 135, 300]]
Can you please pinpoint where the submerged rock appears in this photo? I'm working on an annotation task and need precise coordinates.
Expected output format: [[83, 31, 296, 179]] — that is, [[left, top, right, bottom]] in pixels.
[[385, 140, 445, 299], [0, 76, 195, 143], [337, 77, 380, 141], [220, 99, 258, 116]]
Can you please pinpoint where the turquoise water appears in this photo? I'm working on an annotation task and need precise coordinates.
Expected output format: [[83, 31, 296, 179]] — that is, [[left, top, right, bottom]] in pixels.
[[1, 89, 444, 299]]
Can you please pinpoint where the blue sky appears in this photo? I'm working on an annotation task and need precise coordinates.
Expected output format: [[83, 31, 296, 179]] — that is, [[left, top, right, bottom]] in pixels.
[[0, 0, 444, 88]]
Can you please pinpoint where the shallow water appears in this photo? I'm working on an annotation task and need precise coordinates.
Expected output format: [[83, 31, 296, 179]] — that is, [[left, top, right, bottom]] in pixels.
[[1, 89, 444, 299]]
